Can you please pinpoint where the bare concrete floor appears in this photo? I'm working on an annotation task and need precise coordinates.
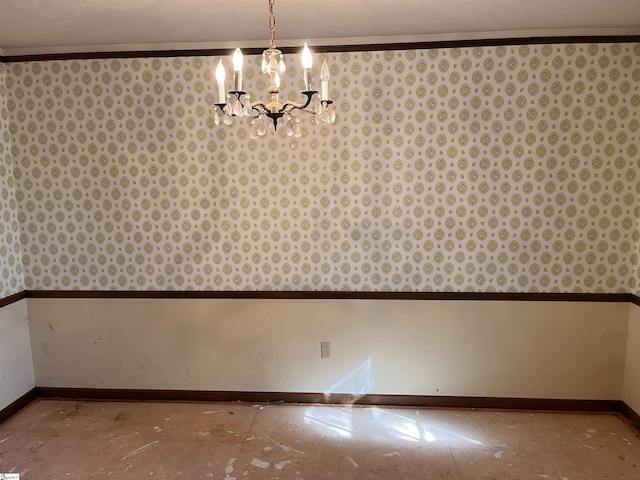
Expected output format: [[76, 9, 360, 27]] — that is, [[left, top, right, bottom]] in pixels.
[[1, 399, 639, 479]]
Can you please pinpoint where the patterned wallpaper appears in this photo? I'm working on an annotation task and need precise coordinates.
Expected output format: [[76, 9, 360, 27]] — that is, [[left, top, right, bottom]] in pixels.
[[4, 43, 640, 292], [0, 63, 24, 299]]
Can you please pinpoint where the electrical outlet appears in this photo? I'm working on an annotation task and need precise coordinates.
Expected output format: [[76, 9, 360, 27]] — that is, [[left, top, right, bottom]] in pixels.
[[321, 341, 331, 359]]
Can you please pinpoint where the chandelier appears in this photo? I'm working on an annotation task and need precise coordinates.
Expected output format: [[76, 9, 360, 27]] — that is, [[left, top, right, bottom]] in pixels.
[[213, 0, 337, 138]]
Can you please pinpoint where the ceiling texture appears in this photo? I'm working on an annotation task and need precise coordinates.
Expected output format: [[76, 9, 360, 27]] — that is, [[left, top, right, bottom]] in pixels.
[[1, 0, 640, 56]]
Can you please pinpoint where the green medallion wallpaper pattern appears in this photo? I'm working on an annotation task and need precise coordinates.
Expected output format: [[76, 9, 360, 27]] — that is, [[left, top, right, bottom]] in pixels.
[[0, 63, 24, 299], [3, 43, 640, 293]]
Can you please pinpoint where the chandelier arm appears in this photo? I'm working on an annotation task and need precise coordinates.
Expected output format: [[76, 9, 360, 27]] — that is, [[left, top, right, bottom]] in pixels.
[[297, 107, 322, 115], [281, 91, 316, 112], [249, 101, 269, 115], [282, 101, 309, 112]]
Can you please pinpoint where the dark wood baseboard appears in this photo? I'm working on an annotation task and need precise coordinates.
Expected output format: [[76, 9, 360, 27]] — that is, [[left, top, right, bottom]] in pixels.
[[0, 388, 37, 425], [4, 388, 638, 431], [36, 387, 620, 412], [620, 402, 640, 432]]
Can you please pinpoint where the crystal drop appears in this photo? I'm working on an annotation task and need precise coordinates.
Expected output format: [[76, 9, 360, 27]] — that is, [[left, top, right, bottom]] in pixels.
[[329, 104, 337, 123], [269, 56, 279, 74], [278, 59, 286, 74], [257, 117, 267, 136], [315, 98, 322, 116], [261, 57, 267, 74], [223, 113, 233, 126], [232, 98, 241, 116], [213, 109, 221, 126], [294, 122, 302, 138], [243, 95, 252, 116], [285, 120, 294, 137], [250, 124, 259, 139]]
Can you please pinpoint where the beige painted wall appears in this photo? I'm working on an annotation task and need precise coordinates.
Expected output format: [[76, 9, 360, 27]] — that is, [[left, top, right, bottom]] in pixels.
[[0, 299, 34, 410], [27, 298, 628, 399], [623, 303, 640, 412]]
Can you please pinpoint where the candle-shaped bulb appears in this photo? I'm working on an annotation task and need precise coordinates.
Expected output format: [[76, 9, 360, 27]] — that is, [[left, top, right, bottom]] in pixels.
[[320, 59, 329, 100], [302, 43, 313, 69], [216, 59, 226, 83], [233, 48, 244, 71], [233, 48, 243, 91], [302, 43, 313, 91], [320, 59, 329, 81], [215, 59, 226, 103]]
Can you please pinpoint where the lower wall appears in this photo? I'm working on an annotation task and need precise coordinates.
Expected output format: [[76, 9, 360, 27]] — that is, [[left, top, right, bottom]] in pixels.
[[27, 298, 628, 400], [623, 303, 640, 412], [0, 299, 34, 410]]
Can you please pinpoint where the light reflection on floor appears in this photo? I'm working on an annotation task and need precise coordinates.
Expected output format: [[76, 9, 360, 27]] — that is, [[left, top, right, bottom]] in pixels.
[[303, 405, 484, 447], [311, 356, 483, 447]]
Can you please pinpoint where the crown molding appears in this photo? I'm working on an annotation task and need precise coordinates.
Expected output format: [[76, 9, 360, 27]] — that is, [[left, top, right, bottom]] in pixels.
[[2, 27, 639, 62]]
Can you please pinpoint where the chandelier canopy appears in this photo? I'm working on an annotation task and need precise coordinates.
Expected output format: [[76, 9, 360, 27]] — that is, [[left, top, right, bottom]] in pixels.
[[213, 0, 337, 138]]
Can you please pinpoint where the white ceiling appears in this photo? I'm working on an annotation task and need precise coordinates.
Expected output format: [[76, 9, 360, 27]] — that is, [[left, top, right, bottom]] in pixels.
[[1, 0, 640, 56]]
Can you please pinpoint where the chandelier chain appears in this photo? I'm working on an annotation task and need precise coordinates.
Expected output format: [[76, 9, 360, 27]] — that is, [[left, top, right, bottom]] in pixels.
[[268, 0, 277, 49]]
